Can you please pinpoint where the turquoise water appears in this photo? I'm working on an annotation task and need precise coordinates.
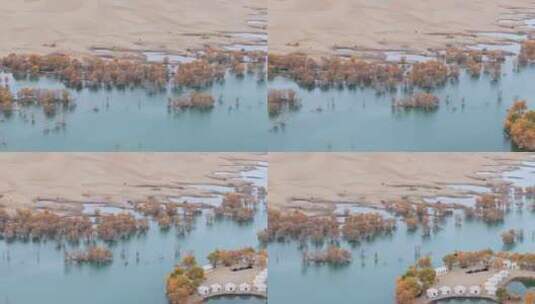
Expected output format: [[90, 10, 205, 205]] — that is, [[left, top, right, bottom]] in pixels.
[[268, 164, 535, 304], [0, 209, 266, 304], [268, 59, 535, 151], [0, 72, 268, 151], [0, 166, 267, 304]]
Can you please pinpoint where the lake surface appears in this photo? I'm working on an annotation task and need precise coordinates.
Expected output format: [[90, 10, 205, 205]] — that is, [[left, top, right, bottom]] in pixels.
[[0, 71, 268, 152], [268, 58, 535, 151], [0, 165, 267, 304], [268, 162, 535, 303]]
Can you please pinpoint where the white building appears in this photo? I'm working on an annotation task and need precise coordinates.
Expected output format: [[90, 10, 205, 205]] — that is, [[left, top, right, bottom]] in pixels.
[[503, 260, 519, 270], [439, 286, 452, 296], [435, 266, 448, 276], [255, 283, 267, 292], [202, 264, 214, 273], [469, 285, 481, 295], [198, 285, 210, 296], [454, 285, 466, 295], [225, 282, 237, 292], [210, 283, 222, 293], [239, 283, 251, 292], [485, 286, 497, 296], [426, 288, 439, 298]]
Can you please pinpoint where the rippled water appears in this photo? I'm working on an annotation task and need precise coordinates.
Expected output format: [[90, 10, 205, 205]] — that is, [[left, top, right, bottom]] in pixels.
[[0, 71, 268, 151], [268, 163, 535, 303], [268, 58, 535, 151], [0, 166, 267, 304]]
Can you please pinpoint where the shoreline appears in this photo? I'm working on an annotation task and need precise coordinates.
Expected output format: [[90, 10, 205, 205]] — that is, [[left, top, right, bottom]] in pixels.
[[0, 153, 266, 211], [268, 153, 533, 212], [0, 0, 266, 58], [269, 0, 535, 58]]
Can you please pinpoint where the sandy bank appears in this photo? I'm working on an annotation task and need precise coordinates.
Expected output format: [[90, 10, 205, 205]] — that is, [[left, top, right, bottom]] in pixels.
[[269, 0, 535, 57], [0, 153, 265, 210], [268, 153, 533, 210], [0, 0, 266, 57]]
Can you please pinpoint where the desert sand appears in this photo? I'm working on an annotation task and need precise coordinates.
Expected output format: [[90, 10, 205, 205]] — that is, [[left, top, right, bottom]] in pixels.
[[269, 0, 535, 57], [268, 153, 533, 210], [0, 0, 266, 57], [0, 153, 265, 210]]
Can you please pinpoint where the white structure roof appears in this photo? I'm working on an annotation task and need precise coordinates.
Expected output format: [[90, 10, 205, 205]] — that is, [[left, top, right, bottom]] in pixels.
[[435, 266, 448, 275], [426, 288, 439, 298], [255, 283, 267, 292], [225, 282, 237, 290], [198, 285, 210, 295], [210, 283, 222, 292], [454, 285, 466, 295], [469, 286, 481, 294]]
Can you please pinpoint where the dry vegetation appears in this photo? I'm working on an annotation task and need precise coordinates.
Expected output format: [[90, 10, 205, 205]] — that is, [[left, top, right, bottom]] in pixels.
[[214, 192, 258, 223], [268, 88, 300, 116], [65, 245, 113, 265], [504, 100, 535, 151], [258, 209, 339, 243], [95, 213, 148, 242], [260, 209, 396, 244], [394, 92, 439, 111], [396, 256, 436, 304], [303, 245, 351, 266], [501, 228, 524, 246], [0, 208, 93, 242], [519, 40, 535, 66], [268, 53, 404, 91], [168, 92, 215, 111], [174, 59, 224, 88], [0, 207, 149, 243], [0, 84, 14, 114], [166, 255, 205, 304], [16, 88, 72, 116], [342, 213, 396, 242], [1, 53, 168, 90], [383, 200, 452, 236], [207, 247, 267, 269]]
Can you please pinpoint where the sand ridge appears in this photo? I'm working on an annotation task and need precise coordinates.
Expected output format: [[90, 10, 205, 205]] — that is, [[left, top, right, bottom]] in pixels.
[[268, 153, 532, 210], [0, 153, 266, 210], [269, 0, 535, 57], [0, 0, 266, 56]]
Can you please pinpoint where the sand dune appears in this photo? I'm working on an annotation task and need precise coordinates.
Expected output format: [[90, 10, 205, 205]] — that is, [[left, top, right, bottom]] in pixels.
[[268, 153, 532, 209], [269, 0, 535, 56], [0, 0, 266, 56], [0, 153, 265, 210]]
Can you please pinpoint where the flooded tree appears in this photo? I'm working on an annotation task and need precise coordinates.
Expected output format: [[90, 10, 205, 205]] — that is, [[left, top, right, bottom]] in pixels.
[[16, 88, 72, 117], [214, 192, 257, 223], [268, 88, 300, 116], [504, 100, 535, 151], [408, 61, 453, 89], [174, 59, 223, 88], [342, 213, 396, 242], [519, 40, 535, 66], [303, 245, 351, 266], [0, 85, 14, 115], [96, 213, 148, 242], [207, 247, 259, 268], [261, 209, 339, 243], [65, 246, 113, 265], [394, 92, 439, 111], [1, 53, 168, 90], [166, 255, 205, 304], [168, 92, 215, 111]]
